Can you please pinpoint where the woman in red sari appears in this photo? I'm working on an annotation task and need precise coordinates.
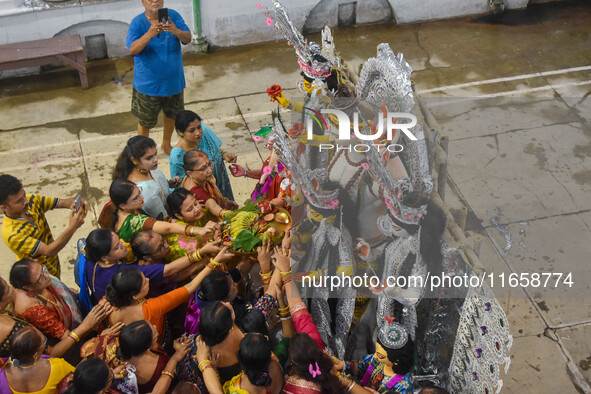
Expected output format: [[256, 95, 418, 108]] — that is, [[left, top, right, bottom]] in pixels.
[[9, 259, 82, 339], [7, 260, 111, 342], [182, 150, 238, 220]]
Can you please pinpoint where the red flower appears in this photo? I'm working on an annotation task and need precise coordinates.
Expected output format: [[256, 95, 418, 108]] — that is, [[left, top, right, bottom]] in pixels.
[[266, 84, 282, 99], [289, 122, 305, 138]]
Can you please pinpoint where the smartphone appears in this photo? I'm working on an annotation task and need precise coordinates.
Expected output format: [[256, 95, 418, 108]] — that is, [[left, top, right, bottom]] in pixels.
[[157, 8, 168, 24], [74, 194, 82, 213]]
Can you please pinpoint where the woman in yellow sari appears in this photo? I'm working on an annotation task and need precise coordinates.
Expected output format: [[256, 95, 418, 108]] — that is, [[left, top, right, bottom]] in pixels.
[[165, 188, 218, 261]]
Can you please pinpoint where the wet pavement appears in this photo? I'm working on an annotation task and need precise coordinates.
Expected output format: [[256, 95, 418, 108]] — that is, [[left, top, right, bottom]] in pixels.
[[1, 1, 591, 392]]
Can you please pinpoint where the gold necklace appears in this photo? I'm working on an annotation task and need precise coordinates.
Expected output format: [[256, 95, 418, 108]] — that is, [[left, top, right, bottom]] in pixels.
[[13, 358, 40, 368], [35, 293, 60, 310], [0, 312, 28, 325], [136, 167, 150, 174], [92, 263, 99, 293], [92, 260, 120, 293]]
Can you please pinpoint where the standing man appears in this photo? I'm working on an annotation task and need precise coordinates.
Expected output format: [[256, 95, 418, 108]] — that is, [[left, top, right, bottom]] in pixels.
[[127, 0, 192, 155], [0, 175, 87, 278]]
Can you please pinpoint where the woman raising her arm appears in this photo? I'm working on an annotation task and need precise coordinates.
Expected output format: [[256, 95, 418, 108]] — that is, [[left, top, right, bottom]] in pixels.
[[109, 178, 219, 243], [181, 150, 238, 221]]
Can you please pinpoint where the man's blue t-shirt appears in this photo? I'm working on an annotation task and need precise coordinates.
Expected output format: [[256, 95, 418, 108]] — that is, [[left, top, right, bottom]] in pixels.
[[126, 9, 189, 97]]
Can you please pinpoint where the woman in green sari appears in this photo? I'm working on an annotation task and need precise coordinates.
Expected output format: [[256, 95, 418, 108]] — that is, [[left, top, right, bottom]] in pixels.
[[109, 179, 219, 244]]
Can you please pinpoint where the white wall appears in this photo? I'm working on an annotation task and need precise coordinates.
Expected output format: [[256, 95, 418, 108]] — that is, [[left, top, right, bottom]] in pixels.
[[200, 0, 318, 48], [0, 0, 532, 58], [386, 0, 527, 23], [0, 0, 194, 48]]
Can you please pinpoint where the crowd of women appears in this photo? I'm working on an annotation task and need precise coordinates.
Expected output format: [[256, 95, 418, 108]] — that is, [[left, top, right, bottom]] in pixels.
[[0, 107, 442, 394]]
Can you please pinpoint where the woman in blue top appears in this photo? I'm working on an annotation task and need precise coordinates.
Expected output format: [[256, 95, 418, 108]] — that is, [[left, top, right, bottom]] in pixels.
[[170, 110, 237, 201], [83, 228, 203, 302]]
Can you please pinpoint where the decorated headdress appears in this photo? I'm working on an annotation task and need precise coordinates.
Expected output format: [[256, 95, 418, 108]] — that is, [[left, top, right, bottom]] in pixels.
[[378, 318, 410, 350], [355, 43, 433, 224], [263, 0, 333, 79], [384, 188, 428, 225]]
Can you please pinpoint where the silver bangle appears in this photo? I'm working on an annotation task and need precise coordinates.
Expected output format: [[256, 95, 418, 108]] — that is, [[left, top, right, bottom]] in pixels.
[[347, 380, 355, 391]]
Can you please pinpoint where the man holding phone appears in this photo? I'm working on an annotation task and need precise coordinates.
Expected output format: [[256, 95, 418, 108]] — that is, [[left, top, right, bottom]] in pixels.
[[127, 0, 192, 155], [0, 175, 87, 278]]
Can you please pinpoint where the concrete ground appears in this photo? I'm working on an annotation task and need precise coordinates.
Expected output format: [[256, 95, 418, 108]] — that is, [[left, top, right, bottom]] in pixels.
[[1, 1, 590, 392]]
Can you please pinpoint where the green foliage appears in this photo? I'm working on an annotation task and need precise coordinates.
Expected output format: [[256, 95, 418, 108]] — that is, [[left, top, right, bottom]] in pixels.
[[223, 200, 258, 222], [232, 229, 262, 252]]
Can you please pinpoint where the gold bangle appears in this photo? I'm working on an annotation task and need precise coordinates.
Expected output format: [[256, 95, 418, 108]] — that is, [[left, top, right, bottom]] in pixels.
[[281, 275, 292, 284], [218, 209, 226, 219], [261, 277, 271, 286], [69, 331, 80, 342], [161, 370, 175, 379], [195, 249, 202, 261], [207, 258, 223, 270], [278, 305, 290, 314], [279, 269, 292, 277], [198, 360, 211, 372], [337, 372, 354, 390], [189, 250, 201, 263], [187, 252, 196, 264], [209, 258, 222, 267], [259, 270, 273, 280], [184, 225, 192, 236]]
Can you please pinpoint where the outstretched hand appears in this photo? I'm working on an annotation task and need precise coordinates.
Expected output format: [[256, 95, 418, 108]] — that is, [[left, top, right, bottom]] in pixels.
[[214, 245, 234, 263], [256, 237, 273, 272], [198, 221, 221, 237], [200, 239, 222, 256], [229, 163, 245, 177], [272, 246, 291, 272], [281, 228, 292, 252], [222, 151, 237, 164]]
